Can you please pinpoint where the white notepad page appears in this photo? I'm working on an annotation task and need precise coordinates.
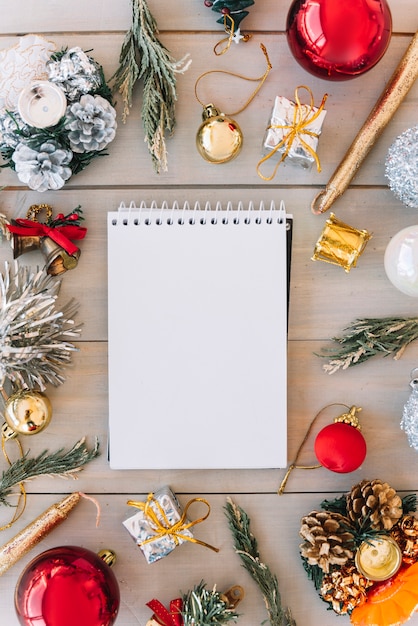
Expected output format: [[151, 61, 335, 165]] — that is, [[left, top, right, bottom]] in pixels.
[[107, 200, 288, 469]]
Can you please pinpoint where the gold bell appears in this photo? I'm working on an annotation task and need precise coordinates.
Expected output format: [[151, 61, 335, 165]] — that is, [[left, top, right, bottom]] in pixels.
[[12, 233, 80, 276], [196, 104, 243, 164], [4, 388, 52, 436]]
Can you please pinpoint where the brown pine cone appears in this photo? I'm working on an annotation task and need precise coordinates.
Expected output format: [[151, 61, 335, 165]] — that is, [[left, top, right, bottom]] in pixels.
[[347, 479, 403, 530], [299, 510, 354, 573], [320, 563, 373, 614]]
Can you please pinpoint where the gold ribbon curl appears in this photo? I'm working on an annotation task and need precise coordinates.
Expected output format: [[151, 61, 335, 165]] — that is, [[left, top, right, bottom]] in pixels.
[[214, 14, 251, 56], [0, 424, 27, 531], [257, 86, 328, 182], [127, 493, 219, 552]]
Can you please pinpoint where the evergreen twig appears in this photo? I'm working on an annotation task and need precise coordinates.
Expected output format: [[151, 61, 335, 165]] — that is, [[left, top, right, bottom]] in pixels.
[[0, 437, 100, 506], [111, 0, 191, 173], [318, 316, 418, 374], [224, 498, 296, 626]]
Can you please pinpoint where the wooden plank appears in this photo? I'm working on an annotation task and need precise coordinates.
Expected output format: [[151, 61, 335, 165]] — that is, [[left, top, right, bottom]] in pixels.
[[1, 492, 418, 626], [2, 0, 416, 34], [0, 34, 416, 189], [1, 2, 418, 624]]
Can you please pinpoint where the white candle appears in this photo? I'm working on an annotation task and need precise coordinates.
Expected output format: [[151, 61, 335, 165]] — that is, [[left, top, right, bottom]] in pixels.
[[17, 80, 67, 128]]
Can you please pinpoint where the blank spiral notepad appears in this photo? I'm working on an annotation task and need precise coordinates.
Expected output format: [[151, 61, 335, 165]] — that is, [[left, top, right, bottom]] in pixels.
[[107, 200, 289, 470]]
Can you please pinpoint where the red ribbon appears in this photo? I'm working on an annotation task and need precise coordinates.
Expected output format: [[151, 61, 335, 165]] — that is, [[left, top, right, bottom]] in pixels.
[[146, 598, 183, 626], [7, 219, 87, 256]]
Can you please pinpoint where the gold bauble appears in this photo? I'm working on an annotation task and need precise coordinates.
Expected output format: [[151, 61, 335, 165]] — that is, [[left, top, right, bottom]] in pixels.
[[196, 104, 243, 164], [4, 389, 52, 435]]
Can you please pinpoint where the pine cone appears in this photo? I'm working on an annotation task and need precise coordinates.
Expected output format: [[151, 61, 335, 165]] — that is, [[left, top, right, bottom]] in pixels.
[[65, 94, 117, 153], [299, 510, 354, 573], [347, 479, 403, 530], [320, 563, 373, 614], [12, 140, 72, 192]]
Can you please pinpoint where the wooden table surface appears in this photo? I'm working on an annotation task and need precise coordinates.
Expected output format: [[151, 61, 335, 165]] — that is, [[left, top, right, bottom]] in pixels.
[[1, 1, 418, 624]]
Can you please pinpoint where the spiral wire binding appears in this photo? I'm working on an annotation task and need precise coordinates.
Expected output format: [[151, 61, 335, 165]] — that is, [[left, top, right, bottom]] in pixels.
[[113, 200, 286, 226]]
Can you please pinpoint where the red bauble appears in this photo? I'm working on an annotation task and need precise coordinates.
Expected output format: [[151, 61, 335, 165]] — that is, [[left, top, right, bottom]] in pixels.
[[286, 0, 392, 80], [15, 546, 120, 626], [314, 422, 367, 472]]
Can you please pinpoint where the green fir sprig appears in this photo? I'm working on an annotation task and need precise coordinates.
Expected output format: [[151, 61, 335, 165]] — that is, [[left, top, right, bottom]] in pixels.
[[224, 498, 296, 626], [182, 581, 240, 626], [111, 0, 191, 173], [0, 437, 100, 506], [318, 316, 418, 374]]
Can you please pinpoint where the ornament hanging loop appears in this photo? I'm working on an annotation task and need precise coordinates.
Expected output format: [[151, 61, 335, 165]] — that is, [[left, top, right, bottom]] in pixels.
[[213, 14, 252, 56], [334, 405, 362, 428], [26, 203, 53, 222], [0, 424, 27, 530], [194, 43, 272, 117], [278, 403, 363, 495]]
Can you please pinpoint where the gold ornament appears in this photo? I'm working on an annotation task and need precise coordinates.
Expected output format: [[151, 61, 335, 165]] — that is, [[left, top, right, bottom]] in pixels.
[[196, 104, 243, 163], [194, 43, 272, 165], [311, 213, 372, 272], [4, 388, 52, 436]]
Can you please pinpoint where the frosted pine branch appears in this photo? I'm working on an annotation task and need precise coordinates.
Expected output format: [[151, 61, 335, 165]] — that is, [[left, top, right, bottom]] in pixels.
[[111, 0, 191, 173], [318, 317, 418, 373]]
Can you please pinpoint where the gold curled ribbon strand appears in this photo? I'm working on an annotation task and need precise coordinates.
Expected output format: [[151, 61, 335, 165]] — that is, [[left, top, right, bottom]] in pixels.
[[214, 14, 251, 55], [278, 403, 354, 495], [195, 43, 272, 116], [0, 426, 26, 530], [127, 493, 219, 552], [257, 86, 328, 182]]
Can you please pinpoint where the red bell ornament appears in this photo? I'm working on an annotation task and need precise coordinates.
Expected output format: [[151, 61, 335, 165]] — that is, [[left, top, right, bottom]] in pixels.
[[286, 0, 392, 80], [15, 545, 120, 626], [314, 416, 367, 473]]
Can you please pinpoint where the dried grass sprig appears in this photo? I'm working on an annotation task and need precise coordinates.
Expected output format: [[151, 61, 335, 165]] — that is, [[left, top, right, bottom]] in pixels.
[[318, 316, 418, 374]]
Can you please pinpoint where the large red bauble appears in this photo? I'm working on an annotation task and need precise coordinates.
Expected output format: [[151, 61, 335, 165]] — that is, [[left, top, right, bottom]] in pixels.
[[286, 0, 392, 80], [314, 422, 367, 473], [15, 545, 120, 626]]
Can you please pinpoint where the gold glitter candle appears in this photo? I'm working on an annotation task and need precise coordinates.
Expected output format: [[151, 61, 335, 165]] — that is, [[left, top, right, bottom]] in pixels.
[[311, 30, 418, 215], [0, 492, 82, 576]]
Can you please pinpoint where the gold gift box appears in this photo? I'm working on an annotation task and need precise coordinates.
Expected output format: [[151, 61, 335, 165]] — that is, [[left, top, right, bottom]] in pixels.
[[312, 213, 372, 272]]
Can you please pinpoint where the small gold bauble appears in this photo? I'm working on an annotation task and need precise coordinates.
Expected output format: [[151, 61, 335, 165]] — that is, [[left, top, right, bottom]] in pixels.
[[4, 389, 52, 435], [196, 104, 243, 164]]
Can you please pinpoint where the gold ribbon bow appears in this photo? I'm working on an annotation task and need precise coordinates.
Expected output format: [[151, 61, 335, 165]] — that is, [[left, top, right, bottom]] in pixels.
[[257, 86, 328, 181], [127, 493, 219, 552]]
